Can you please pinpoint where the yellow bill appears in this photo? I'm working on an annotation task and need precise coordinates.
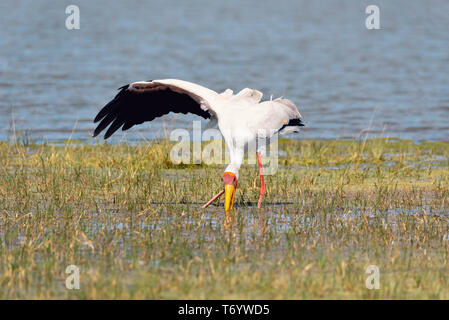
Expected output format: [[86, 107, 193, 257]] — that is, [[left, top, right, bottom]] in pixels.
[[224, 184, 235, 211]]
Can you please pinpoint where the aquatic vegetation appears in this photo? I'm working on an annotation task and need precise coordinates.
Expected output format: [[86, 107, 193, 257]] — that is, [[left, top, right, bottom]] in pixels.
[[0, 138, 448, 299]]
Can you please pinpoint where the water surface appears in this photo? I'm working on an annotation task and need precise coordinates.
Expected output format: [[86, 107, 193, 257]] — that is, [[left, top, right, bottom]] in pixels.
[[0, 0, 448, 142]]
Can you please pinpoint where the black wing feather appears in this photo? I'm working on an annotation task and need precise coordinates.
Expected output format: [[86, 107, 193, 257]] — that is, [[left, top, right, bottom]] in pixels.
[[93, 84, 211, 139], [104, 117, 126, 139], [93, 86, 129, 123]]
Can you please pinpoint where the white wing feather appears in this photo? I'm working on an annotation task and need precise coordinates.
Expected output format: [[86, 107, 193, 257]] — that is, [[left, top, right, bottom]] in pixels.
[[129, 79, 220, 115]]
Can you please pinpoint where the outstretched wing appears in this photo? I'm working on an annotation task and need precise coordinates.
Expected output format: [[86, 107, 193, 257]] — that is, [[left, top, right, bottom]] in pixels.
[[93, 79, 219, 139]]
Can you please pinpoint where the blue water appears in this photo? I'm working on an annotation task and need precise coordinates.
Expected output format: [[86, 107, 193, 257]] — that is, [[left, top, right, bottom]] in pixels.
[[0, 0, 448, 142]]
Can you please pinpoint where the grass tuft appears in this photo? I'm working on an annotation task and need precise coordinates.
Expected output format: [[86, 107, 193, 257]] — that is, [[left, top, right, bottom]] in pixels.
[[0, 138, 448, 299]]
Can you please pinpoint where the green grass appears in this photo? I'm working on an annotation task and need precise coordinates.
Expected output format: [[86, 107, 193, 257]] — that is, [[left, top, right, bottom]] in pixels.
[[0, 137, 449, 299]]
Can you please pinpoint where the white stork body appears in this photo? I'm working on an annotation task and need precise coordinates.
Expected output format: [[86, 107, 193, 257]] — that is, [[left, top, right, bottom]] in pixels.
[[217, 93, 303, 176], [93, 79, 304, 210]]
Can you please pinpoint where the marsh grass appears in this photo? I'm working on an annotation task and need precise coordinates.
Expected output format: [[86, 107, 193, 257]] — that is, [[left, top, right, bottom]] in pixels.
[[1, 137, 449, 299]]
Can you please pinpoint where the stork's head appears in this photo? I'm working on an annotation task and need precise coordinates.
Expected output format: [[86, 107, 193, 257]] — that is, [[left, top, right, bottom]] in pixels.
[[223, 165, 239, 211]]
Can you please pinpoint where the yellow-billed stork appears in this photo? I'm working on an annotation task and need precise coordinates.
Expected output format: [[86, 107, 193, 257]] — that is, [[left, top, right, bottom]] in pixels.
[[93, 79, 304, 211]]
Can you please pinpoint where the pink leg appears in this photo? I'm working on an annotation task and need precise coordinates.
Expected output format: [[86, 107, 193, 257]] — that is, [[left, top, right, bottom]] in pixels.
[[257, 153, 265, 209], [202, 189, 224, 208]]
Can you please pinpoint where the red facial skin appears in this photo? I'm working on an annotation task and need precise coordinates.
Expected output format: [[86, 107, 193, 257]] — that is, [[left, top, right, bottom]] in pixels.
[[223, 172, 238, 187]]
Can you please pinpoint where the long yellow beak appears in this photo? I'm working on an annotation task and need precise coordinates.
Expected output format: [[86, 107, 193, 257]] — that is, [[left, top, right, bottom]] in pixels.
[[224, 184, 235, 211]]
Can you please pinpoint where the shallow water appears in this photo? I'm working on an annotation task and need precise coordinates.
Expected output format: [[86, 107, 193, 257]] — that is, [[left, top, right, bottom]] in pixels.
[[5, 204, 447, 253], [0, 0, 448, 142]]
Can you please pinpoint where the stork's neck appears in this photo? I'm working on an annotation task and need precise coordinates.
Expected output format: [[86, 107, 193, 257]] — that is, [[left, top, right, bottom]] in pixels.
[[224, 164, 240, 179]]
